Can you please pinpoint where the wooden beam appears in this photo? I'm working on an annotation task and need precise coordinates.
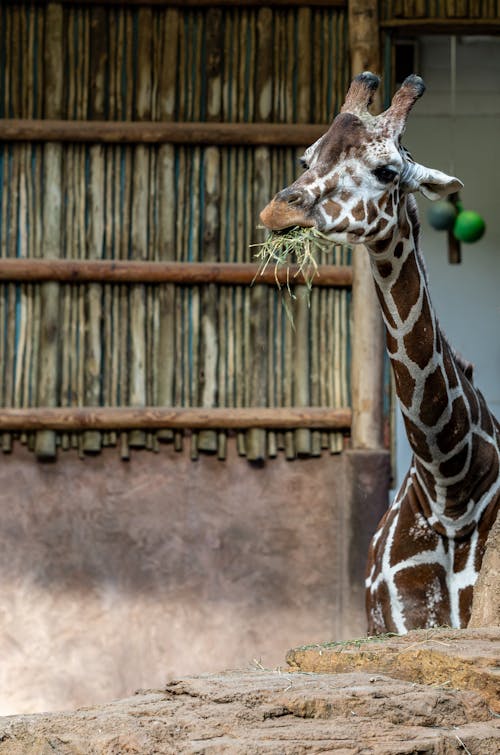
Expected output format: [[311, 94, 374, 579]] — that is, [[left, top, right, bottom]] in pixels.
[[381, 18, 500, 35], [0, 406, 352, 432], [14, 1, 347, 7], [0, 259, 353, 287], [0, 120, 327, 147], [348, 0, 385, 451]]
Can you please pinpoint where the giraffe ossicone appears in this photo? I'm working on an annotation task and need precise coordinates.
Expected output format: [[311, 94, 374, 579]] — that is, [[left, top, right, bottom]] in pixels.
[[260, 72, 500, 634]]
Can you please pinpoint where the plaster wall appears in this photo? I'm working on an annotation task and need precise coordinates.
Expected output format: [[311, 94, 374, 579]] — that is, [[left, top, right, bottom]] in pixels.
[[0, 441, 388, 715]]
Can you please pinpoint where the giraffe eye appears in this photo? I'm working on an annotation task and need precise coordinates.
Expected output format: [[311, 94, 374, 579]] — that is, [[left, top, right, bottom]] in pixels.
[[373, 166, 398, 183], [299, 157, 309, 170]]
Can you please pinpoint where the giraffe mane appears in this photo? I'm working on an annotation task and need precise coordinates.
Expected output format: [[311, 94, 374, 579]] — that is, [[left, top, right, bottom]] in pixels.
[[406, 194, 475, 384]]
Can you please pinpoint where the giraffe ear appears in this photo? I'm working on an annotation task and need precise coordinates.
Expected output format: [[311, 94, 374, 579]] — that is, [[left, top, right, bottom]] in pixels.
[[416, 166, 463, 201]]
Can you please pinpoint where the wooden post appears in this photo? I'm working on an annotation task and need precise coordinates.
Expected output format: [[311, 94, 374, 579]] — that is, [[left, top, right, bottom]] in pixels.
[[35, 2, 64, 460], [348, 0, 385, 450]]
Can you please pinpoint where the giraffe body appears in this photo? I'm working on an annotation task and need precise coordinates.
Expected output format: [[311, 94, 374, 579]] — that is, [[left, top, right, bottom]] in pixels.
[[260, 73, 500, 633]]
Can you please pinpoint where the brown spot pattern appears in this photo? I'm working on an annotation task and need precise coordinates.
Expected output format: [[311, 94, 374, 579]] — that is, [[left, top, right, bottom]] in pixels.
[[367, 580, 396, 634], [464, 434, 499, 505], [389, 499, 439, 567], [376, 260, 393, 278], [391, 253, 422, 322], [317, 112, 368, 166], [366, 199, 378, 224], [403, 415, 432, 462], [453, 540, 470, 573], [352, 200, 365, 221], [394, 241, 404, 258], [371, 235, 393, 253], [334, 217, 349, 232], [439, 443, 469, 479], [391, 359, 415, 408], [394, 562, 451, 628], [400, 218, 411, 239], [403, 295, 434, 369], [370, 217, 389, 236], [374, 281, 397, 329], [386, 331, 398, 354], [436, 396, 469, 455], [420, 366, 448, 426], [459, 586, 473, 626], [415, 463, 436, 503], [442, 349, 459, 389], [323, 200, 342, 220]]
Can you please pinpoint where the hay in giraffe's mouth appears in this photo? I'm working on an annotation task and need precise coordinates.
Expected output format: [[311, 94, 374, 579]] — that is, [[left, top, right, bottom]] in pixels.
[[251, 225, 333, 291]]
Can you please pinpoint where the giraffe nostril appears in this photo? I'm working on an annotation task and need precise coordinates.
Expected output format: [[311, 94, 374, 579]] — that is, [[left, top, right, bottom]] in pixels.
[[285, 192, 301, 206]]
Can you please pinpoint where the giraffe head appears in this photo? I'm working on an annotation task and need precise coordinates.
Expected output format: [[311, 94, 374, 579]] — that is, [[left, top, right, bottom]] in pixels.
[[260, 73, 463, 247]]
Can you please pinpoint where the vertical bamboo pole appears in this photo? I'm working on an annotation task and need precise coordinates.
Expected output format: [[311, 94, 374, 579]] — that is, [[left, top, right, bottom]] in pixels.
[[246, 6, 273, 462], [119, 11, 133, 459], [189, 17, 202, 457], [348, 0, 384, 450], [292, 6, 312, 456], [83, 4, 107, 454], [35, 2, 63, 460], [156, 7, 178, 444], [107, 14, 119, 448], [1, 11, 9, 451], [198, 7, 222, 454], [128, 6, 152, 449]]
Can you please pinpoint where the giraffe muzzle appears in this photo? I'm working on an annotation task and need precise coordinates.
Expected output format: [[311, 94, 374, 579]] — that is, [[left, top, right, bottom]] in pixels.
[[259, 196, 314, 231]]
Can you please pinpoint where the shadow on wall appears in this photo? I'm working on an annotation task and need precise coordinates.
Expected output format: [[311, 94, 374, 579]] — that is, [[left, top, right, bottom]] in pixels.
[[0, 441, 388, 714]]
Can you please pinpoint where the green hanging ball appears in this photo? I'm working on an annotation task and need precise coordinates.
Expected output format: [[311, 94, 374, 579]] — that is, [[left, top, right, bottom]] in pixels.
[[427, 200, 457, 231], [453, 210, 486, 243]]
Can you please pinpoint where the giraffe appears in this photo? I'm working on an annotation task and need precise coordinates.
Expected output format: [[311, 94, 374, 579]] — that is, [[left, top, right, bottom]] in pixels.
[[260, 72, 500, 634]]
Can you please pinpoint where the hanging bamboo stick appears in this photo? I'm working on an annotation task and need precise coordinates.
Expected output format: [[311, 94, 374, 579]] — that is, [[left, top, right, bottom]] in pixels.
[[35, 2, 64, 460]]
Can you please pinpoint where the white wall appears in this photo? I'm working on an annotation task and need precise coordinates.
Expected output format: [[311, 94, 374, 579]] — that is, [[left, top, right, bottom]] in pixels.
[[394, 36, 500, 489]]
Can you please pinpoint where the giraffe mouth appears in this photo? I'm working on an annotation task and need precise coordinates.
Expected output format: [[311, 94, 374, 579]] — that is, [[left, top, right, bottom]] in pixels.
[[259, 198, 315, 232]]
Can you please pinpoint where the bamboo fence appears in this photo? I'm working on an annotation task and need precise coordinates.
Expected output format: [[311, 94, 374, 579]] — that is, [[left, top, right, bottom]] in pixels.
[[379, 1, 500, 21], [0, 1, 353, 461]]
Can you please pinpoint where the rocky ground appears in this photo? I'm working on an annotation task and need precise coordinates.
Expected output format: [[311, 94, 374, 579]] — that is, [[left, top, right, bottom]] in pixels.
[[0, 628, 498, 754]]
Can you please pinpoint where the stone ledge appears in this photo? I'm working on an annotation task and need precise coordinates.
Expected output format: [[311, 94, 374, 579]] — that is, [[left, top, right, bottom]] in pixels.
[[286, 627, 500, 714], [0, 668, 499, 754]]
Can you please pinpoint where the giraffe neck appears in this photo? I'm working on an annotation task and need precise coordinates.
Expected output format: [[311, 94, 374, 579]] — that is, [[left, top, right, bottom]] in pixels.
[[366, 194, 490, 524]]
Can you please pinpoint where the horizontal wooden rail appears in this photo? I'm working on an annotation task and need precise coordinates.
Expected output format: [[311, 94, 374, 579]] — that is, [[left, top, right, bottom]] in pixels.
[[381, 18, 500, 35], [15, 1, 347, 7], [0, 120, 327, 147], [0, 407, 352, 432], [0, 259, 353, 287]]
